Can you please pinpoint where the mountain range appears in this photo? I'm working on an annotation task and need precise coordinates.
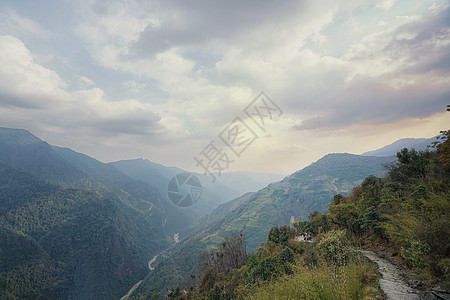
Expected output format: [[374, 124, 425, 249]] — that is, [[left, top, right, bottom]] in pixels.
[[362, 137, 436, 157], [133, 153, 396, 295], [0, 126, 434, 299], [0, 127, 279, 299]]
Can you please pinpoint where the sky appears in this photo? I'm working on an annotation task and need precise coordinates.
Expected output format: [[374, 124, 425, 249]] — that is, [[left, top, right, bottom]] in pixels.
[[0, 0, 449, 175]]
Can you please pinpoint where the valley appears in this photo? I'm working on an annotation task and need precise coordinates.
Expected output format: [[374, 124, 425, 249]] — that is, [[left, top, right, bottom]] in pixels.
[[1, 2, 448, 299], [0, 126, 448, 299]]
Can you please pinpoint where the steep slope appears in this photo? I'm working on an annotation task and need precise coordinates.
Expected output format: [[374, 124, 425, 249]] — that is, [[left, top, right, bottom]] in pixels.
[[0, 127, 85, 183], [0, 128, 175, 299], [203, 153, 395, 250], [0, 128, 169, 236], [111, 159, 283, 229], [52, 147, 189, 235], [134, 153, 395, 295], [362, 137, 435, 156], [0, 162, 168, 299]]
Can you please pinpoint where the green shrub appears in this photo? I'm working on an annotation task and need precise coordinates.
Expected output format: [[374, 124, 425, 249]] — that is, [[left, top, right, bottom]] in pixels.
[[318, 230, 352, 267], [401, 240, 431, 269]]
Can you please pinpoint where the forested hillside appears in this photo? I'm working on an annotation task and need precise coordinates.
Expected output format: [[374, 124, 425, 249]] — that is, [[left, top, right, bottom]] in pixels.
[[0, 127, 281, 299], [133, 153, 395, 295], [140, 131, 449, 299], [111, 159, 283, 232], [0, 128, 172, 299]]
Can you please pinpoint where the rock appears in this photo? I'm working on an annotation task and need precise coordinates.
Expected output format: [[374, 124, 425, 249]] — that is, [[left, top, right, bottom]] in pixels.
[[422, 292, 439, 300], [432, 291, 450, 300], [408, 280, 424, 289], [421, 290, 450, 300], [432, 286, 447, 293]]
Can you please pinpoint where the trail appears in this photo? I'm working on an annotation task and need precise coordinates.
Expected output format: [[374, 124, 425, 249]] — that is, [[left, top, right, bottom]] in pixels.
[[120, 280, 142, 300], [120, 252, 161, 299], [359, 250, 420, 300], [148, 254, 159, 271]]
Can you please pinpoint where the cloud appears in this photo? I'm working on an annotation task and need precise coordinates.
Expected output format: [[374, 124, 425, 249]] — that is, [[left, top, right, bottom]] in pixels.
[[0, 35, 67, 109], [376, 0, 395, 10], [127, 0, 306, 58], [0, 34, 166, 139], [292, 79, 449, 130], [288, 5, 450, 131], [0, 0, 448, 171], [69, 0, 449, 142], [393, 6, 450, 75], [0, 8, 51, 38]]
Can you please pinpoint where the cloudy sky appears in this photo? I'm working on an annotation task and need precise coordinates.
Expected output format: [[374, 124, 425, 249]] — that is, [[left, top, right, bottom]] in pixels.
[[0, 0, 449, 175]]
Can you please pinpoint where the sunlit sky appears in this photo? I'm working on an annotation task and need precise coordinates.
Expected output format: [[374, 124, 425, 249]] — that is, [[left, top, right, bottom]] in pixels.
[[0, 0, 449, 175]]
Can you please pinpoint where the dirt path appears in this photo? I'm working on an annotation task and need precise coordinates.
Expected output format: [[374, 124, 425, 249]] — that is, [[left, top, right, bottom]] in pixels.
[[121, 252, 161, 299], [359, 250, 420, 300], [148, 254, 159, 270], [120, 280, 143, 300]]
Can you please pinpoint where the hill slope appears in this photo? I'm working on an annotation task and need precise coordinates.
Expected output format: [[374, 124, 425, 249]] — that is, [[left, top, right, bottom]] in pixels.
[[134, 153, 395, 295], [111, 159, 283, 227], [0, 128, 174, 299], [362, 137, 435, 156], [0, 162, 169, 299]]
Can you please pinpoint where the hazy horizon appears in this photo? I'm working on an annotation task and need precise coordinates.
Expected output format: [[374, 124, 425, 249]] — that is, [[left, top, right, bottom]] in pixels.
[[0, 0, 448, 174]]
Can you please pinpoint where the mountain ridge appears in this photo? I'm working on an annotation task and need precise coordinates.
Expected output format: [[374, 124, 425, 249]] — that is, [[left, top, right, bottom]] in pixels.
[[134, 152, 396, 295], [362, 137, 436, 157]]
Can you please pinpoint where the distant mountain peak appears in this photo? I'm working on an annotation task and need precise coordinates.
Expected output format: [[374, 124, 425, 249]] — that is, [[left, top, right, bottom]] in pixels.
[[0, 127, 42, 145], [362, 136, 436, 157]]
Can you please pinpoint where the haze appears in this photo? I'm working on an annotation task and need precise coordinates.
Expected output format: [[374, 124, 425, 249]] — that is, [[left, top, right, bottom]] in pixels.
[[0, 0, 448, 174]]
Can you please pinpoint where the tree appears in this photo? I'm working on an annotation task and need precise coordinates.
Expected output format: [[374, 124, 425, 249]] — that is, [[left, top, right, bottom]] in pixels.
[[197, 233, 247, 293], [329, 202, 361, 235], [433, 130, 450, 173], [333, 194, 344, 205], [359, 206, 384, 238], [360, 175, 382, 210], [267, 225, 295, 246]]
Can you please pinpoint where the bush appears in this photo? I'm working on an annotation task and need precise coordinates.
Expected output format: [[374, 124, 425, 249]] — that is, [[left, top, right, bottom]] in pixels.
[[247, 260, 380, 300], [318, 230, 352, 267], [401, 240, 431, 269]]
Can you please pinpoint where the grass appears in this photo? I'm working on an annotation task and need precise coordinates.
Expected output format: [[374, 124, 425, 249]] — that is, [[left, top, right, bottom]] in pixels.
[[246, 257, 382, 300]]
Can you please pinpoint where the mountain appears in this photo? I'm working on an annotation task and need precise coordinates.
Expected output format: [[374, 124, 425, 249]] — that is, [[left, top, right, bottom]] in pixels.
[[0, 128, 175, 299], [0, 161, 169, 299], [111, 159, 283, 231], [133, 153, 396, 295], [0, 127, 282, 299], [198, 153, 395, 250], [0, 127, 85, 184], [362, 137, 436, 157]]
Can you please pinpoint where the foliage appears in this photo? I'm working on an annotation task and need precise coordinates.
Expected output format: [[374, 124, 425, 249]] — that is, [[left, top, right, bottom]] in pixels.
[[328, 131, 450, 283], [329, 202, 361, 235], [358, 206, 384, 238], [196, 233, 247, 297], [267, 225, 295, 246], [188, 223, 382, 299], [292, 211, 330, 235], [0, 156, 169, 299], [247, 259, 380, 300], [401, 240, 431, 269], [317, 230, 352, 267]]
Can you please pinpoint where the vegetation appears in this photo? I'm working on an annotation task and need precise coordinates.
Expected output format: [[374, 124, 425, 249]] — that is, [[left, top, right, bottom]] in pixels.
[[0, 129, 173, 299], [136, 154, 394, 295], [151, 130, 449, 299], [156, 225, 381, 299], [2, 126, 448, 299], [0, 162, 171, 299], [327, 132, 450, 285]]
